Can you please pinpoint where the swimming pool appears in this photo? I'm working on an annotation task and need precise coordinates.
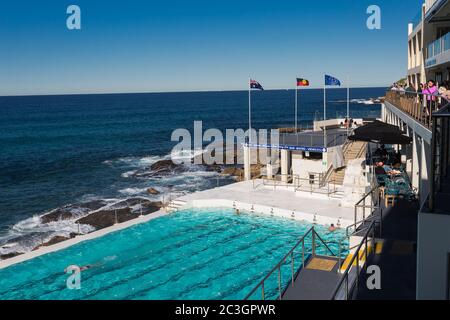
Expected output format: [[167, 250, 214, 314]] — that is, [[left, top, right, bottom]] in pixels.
[[0, 208, 347, 300]]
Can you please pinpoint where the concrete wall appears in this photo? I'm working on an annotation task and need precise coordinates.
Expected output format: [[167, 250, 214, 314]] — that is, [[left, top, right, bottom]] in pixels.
[[417, 212, 450, 300], [291, 153, 326, 180]]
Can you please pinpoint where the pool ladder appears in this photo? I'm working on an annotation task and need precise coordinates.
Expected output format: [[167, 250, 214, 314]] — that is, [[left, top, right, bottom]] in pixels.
[[166, 199, 187, 212]]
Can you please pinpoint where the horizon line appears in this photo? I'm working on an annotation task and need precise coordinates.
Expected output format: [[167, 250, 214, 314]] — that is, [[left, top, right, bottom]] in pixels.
[[0, 85, 389, 98]]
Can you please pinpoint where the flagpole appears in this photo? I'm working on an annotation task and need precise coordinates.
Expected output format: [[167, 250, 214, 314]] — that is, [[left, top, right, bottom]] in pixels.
[[323, 76, 327, 148], [248, 77, 252, 144], [295, 84, 298, 131], [347, 75, 350, 136]]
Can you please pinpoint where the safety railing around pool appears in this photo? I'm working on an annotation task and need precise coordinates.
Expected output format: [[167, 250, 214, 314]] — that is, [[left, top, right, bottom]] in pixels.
[[337, 212, 382, 275], [243, 227, 336, 300], [255, 174, 300, 189], [353, 186, 381, 229], [254, 174, 338, 197], [331, 220, 377, 300], [294, 176, 338, 196]]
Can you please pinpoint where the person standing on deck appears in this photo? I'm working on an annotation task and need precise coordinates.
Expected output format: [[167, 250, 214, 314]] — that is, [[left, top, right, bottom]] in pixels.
[[423, 80, 438, 115]]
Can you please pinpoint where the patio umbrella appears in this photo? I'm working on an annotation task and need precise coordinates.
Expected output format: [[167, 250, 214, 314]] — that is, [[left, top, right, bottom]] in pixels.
[[348, 120, 412, 145]]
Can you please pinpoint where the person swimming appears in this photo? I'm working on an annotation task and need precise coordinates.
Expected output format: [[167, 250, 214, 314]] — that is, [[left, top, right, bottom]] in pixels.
[[64, 261, 104, 273], [328, 224, 337, 232]]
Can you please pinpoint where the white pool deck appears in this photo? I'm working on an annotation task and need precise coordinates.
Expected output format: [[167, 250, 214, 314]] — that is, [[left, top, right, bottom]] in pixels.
[[178, 179, 354, 227], [0, 180, 354, 269]]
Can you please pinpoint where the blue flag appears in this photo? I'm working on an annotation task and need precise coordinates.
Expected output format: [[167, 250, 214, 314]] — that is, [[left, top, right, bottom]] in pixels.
[[325, 75, 341, 86]]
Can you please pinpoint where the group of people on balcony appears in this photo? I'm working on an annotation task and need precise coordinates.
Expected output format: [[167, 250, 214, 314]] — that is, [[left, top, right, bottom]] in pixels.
[[390, 80, 449, 116]]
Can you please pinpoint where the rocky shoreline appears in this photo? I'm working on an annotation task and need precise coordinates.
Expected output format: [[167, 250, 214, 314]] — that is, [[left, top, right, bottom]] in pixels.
[[0, 156, 253, 261]]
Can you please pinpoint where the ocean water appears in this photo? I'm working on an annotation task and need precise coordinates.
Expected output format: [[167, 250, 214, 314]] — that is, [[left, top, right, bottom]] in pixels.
[[0, 208, 348, 300], [0, 88, 384, 254]]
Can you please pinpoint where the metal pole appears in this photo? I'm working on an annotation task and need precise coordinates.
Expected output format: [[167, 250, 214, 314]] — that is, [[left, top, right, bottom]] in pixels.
[[249, 77, 252, 144], [324, 80, 327, 147], [291, 252, 295, 285], [356, 251, 360, 288], [278, 266, 282, 299], [365, 237, 368, 265], [312, 230, 316, 256], [295, 85, 298, 131], [347, 76, 350, 136], [363, 197, 366, 220], [302, 240, 305, 266], [262, 282, 265, 300], [338, 240, 342, 273]]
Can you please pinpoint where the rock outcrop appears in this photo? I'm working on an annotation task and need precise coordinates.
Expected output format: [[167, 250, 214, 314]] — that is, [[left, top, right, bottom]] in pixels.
[[40, 200, 107, 224], [75, 201, 163, 230]]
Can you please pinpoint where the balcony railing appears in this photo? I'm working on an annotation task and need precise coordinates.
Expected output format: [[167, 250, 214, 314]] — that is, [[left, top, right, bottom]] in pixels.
[[427, 32, 450, 60], [385, 90, 449, 129]]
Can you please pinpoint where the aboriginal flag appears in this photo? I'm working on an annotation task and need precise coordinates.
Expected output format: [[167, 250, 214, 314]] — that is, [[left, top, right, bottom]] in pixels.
[[297, 78, 310, 87], [250, 79, 264, 90]]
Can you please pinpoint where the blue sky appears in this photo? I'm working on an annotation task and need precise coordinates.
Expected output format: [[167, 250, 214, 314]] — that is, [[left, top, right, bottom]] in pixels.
[[0, 0, 423, 95]]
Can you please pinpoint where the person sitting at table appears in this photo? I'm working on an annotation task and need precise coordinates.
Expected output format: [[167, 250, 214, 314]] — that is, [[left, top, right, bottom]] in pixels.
[[375, 162, 387, 175], [392, 162, 402, 170], [380, 162, 401, 176]]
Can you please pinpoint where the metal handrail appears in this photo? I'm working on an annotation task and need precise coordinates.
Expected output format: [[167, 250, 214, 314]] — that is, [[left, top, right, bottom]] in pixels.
[[243, 227, 336, 300], [260, 174, 300, 190], [353, 186, 380, 227], [331, 220, 377, 300], [294, 176, 338, 196], [337, 212, 382, 271]]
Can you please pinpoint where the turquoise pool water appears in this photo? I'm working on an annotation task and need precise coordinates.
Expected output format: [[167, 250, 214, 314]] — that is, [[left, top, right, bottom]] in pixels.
[[0, 208, 347, 300]]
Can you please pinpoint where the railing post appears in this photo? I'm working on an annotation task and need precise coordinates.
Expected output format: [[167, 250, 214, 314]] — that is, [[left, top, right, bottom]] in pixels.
[[338, 240, 342, 274], [302, 240, 305, 266], [291, 252, 295, 285], [365, 236, 368, 267], [312, 230, 316, 256], [356, 250, 360, 288], [262, 282, 265, 300], [363, 197, 366, 220], [278, 265, 282, 300]]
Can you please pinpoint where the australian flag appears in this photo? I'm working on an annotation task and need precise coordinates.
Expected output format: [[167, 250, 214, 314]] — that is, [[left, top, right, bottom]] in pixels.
[[250, 79, 264, 90], [325, 75, 341, 86]]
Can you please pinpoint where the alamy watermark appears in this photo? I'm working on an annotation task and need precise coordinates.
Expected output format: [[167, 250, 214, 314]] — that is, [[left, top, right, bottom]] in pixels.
[[66, 5, 81, 30], [171, 121, 281, 167], [366, 265, 381, 290], [65, 265, 81, 290], [367, 5, 381, 30]]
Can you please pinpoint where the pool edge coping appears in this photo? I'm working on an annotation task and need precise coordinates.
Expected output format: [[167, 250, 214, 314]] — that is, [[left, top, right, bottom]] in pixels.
[[0, 210, 170, 270], [0, 199, 353, 270]]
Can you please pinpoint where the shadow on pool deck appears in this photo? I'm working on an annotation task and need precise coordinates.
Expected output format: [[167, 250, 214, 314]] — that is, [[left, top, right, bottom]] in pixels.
[[355, 198, 418, 300], [281, 198, 419, 300]]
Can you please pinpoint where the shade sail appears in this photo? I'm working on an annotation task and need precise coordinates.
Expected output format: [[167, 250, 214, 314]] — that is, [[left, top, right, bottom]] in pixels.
[[348, 121, 412, 144]]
